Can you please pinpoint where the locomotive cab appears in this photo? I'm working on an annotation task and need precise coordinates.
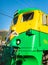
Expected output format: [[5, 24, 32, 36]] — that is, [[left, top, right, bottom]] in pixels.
[[7, 9, 48, 48], [9, 9, 40, 40]]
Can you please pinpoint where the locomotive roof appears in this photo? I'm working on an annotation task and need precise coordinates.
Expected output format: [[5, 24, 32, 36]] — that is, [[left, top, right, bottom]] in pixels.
[[14, 8, 48, 17], [14, 8, 40, 17]]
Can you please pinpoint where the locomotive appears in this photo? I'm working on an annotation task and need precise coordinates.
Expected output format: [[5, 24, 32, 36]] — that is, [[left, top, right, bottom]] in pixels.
[[0, 8, 48, 65]]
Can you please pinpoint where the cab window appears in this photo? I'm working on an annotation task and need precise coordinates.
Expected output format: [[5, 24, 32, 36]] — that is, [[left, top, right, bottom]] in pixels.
[[22, 12, 34, 21], [42, 14, 48, 25], [13, 16, 18, 25]]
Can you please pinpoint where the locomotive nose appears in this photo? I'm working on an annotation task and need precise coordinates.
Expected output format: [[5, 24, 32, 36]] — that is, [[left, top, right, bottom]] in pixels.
[[11, 30, 18, 35], [9, 30, 18, 40], [6, 30, 18, 42]]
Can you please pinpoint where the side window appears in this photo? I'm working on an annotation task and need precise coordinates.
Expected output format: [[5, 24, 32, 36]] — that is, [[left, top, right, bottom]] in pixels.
[[46, 16, 48, 25], [42, 14, 48, 25], [22, 12, 34, 21]]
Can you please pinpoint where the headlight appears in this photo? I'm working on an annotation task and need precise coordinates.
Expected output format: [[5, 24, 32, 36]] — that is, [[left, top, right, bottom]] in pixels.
[[16, 39, 21, 45]]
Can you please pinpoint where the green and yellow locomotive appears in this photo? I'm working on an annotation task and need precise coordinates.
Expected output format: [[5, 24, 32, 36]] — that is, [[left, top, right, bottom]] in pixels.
[[0, 8, 48, 65]]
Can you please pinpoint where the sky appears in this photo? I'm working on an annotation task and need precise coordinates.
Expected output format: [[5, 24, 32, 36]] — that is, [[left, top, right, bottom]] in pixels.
[[0, 0, 48, 30]]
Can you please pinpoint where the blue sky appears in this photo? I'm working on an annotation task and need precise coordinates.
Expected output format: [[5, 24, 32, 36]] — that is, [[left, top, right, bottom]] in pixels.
[[0, 0, 48, 30]]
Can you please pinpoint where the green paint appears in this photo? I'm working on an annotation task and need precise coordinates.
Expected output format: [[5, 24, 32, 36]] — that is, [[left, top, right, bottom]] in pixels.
[[9, 29, 48, 51], [8, 29, 48, 65], [9, 30, 40, 52], [0, 29, 48, 65], [39, 32, 48, 50]]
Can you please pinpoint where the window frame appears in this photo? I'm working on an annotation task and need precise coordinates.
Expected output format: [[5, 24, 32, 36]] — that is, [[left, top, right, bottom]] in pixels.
[[22, 12, 34, 22]]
